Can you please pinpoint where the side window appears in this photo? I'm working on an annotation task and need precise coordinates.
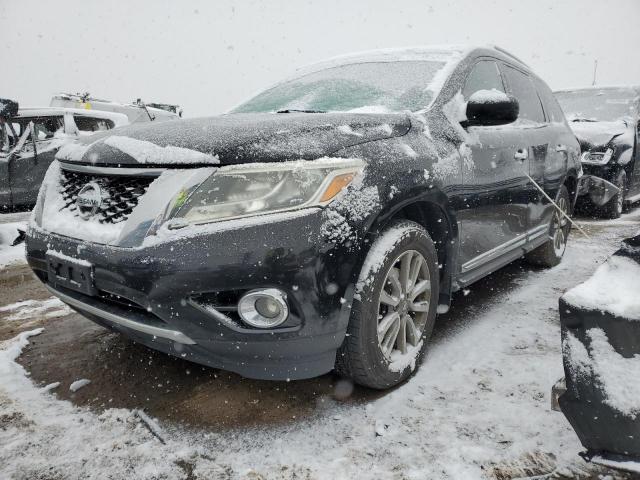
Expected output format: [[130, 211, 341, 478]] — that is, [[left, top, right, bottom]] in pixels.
[[534, 78, 565, 123], [32, 116, 64, 141], [502, 66, 545, 123], [74, 116, 115, 133], [462, 60, 505, 100]]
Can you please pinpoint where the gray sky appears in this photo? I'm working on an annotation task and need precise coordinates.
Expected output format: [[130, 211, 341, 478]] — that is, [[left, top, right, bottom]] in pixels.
[[2, 0, 639, 118]]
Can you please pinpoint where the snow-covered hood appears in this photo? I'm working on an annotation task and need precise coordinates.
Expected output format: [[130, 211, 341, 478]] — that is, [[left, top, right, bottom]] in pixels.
[[569, 120, 629, 150], [56, 113, 411, 166]]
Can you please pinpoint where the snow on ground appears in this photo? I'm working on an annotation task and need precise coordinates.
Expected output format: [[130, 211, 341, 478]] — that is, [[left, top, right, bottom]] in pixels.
[[0, 212, 29, 269], [0, 297, 72, 321], [0, 214, 634, 479]]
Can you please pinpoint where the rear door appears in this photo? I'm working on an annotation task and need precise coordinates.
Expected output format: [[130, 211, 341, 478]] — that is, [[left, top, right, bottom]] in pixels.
[[457, 59, 531, 274], [533, 77, 578, 227]]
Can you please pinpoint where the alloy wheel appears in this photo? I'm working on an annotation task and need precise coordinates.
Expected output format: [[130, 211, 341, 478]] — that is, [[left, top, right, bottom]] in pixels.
[[376, 250, 431, 360], [552, 196, 569, 256]]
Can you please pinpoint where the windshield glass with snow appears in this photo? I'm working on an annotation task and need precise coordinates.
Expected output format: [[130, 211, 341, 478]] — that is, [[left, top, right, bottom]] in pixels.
[[232, 60, 447, 114], [555, 88, 638, 122]]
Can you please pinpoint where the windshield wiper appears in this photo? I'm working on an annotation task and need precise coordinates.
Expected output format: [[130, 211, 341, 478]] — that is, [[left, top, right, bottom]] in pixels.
[[276, 109, 326, 114], [570, 118, 597, 122]]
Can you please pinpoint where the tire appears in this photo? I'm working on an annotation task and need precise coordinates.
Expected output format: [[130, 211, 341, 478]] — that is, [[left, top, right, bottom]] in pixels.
[[601, 170, 627, 219], [525, 185, 571, 268], [335, 220, 439, 389]]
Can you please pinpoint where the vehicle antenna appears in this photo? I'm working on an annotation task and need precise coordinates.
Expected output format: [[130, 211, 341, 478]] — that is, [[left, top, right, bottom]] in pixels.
[[591, 59, 598, 86]]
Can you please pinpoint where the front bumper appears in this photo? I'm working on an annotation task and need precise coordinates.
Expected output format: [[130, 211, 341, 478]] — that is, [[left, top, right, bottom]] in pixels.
[[576, 173, 620, 207], [26, 209, 361, 380]]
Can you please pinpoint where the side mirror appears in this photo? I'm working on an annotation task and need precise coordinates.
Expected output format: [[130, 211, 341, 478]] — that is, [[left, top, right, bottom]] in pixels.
[[464, 90, 519, 127]]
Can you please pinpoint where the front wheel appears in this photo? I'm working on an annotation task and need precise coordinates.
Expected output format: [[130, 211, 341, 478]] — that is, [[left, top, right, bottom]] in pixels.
[[335, 220, 439, 389], [601, 170, 627, 219], [525, 185, 571, 268]]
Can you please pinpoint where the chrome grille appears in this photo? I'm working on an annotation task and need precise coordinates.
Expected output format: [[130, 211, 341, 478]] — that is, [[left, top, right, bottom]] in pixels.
[[59, 170, 156, 224]]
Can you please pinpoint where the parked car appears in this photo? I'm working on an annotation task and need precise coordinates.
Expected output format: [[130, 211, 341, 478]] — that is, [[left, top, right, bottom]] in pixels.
[[552, 234, 640, 475], [1, 103, 128, 210], [555, 86, 640, 218], [25, 45, 581, 389]]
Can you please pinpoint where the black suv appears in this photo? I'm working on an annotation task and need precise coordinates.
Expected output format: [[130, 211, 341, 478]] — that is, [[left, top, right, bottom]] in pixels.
[[26, 46, 580, 389]]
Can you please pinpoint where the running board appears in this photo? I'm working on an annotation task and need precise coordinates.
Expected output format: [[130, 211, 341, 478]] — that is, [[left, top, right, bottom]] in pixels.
[[45, 284, 197, 345], [625, 191, 640, 204]]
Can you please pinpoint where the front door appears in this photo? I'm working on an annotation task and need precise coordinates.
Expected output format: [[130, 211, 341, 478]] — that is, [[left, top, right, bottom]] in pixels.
[[456, 59, 531, 273]]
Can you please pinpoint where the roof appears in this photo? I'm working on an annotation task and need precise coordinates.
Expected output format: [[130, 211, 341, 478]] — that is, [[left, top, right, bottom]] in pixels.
[[554, 85, 640, 94]]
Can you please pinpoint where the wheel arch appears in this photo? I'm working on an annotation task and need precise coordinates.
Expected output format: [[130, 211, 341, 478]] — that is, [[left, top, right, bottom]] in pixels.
[[360, 191, 459, 309]]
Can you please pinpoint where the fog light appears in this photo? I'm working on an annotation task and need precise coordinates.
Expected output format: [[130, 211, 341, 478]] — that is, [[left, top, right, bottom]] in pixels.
[[238, 289, 289, 328]]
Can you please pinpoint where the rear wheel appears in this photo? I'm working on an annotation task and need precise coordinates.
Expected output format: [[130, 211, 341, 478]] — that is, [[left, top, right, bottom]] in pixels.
[[525, 185, 571, 268], [601, 170, 627, 219], [335, 220, 439, 389]]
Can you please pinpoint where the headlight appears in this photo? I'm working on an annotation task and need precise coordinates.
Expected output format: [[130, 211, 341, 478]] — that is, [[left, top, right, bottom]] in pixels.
[[168, 158, 364, 226], [581, 148, 613, 165]]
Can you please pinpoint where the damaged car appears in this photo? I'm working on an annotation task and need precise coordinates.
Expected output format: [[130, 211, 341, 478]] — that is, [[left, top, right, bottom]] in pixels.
[[1, 99, 128, 210], [555, 86, 640, 218], [553, 234, 640, 475], [26, 45, 581, 388]]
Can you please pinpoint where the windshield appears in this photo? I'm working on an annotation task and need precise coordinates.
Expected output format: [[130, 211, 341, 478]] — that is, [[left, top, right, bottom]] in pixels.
[[555, 88, 638, 122], [232, 60, 448, 114]]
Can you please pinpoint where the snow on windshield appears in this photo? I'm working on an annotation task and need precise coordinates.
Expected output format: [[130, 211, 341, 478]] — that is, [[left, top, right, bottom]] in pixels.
[[555, 88, 639, 122], [233, 58, 457, 114]]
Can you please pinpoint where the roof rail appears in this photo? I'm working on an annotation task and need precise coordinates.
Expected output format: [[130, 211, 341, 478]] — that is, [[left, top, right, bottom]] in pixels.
[[493, 46, 529, 68]]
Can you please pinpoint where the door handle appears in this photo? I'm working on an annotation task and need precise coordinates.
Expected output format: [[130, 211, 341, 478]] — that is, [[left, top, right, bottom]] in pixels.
[[514, 149, 528, 161], [556, 144, 567, 153]]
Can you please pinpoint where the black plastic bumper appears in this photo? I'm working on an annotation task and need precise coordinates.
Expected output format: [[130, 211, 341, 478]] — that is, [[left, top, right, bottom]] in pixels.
[[26, 210, 363, 380]]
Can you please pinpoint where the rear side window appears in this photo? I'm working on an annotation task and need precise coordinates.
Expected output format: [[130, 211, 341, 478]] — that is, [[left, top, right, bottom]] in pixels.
[[462, 60, 505, 99], [74, 116, 115, 132], [534, 78, 566, 123], [502, 66, 545, 124]]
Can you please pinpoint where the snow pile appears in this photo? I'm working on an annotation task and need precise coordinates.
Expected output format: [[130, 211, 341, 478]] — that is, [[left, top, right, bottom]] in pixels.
[[103, 136, 220, 164], [563, 255, 640, 320], [69, 379, 91, 392], [0, 297, 72, 322], [0, 219, 27, 269]]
